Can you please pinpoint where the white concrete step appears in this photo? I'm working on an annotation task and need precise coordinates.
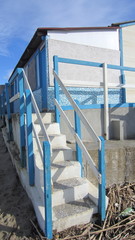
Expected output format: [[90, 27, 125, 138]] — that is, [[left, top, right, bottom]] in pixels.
[[53, 197, 97, 232], [52, 146, 74, 163], [36, 177, 91, 208], [34, 160, 81, 189], [33, 145, 74, 164], [32, 112, 55, 124], [52, 177, 90, 207], [34, 122, 60, 135], [33, 134, 67, 150], [51, 161, 81, 182], [50, 134, 67, 148]]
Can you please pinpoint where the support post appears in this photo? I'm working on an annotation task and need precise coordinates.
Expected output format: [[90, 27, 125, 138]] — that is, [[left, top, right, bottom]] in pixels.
[[119, 28, 126, 103], [98, 136, 106, 222], [43, 141, 52, 240], [103, 63, 109, 140], [3, 90, 6, 116], [53, 55, 60, 123], [25, 89, 34, 186], [5, 83, 12, 140], [74, 100, 83, 177], [19, 71, 26, 168]]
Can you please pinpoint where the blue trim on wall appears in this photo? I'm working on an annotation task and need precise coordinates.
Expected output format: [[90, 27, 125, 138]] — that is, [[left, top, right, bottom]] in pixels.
[[40, 37, 48, 110], [62, 102, 135, 110]]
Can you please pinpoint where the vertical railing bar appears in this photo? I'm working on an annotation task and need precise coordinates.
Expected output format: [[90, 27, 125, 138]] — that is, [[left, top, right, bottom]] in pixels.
[[5, 83, 12, 141], [0, 95, 1, 118], [103, 63, 109, 140], [98, 136, 106, 222], [43, 141, 52, 239], [74, 100, 83, 177], [25, 89, 35, 186], [2, 90, 6, 126], [19, 72, 26, 168], [53, 56, 60, 123]]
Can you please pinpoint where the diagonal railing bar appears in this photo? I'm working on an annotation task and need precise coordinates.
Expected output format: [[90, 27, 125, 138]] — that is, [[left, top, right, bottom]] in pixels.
[[32, 124, 43, 159], [53, 70, 101, 150], [54, 99, 101, 183], [22, 69, 52, 152]]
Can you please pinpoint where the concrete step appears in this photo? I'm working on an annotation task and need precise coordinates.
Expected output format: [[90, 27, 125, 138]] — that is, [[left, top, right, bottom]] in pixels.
[[50, 134, 67, 148], [52, 146, 74, 163], [36, 177, 90, 207], [52, 177, 90, 207], [53, 197, 97, 232], [34, 122, 60, 135], [32, 112, 55, 124], [33, 145, 74, 164], [33, 134, 67, 150], [34, 160, 81, 189], [51, 161, 81, 182]]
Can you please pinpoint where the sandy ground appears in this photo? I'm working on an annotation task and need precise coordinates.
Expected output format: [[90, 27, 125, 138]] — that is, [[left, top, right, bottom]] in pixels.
[[0, 130, 39, 240]]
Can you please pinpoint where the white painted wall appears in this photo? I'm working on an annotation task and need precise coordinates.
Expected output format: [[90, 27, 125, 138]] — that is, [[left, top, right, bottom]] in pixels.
[[48, 39, 120, 87], [122, 25, 135, 102], [48, 29, 119, 50]]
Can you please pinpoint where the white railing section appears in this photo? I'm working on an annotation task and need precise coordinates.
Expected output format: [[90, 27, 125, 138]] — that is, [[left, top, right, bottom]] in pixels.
[[9, 93, 20, 103], [53, 70, 101, 150], [54, 99, 101, 182], [53, 71, 102, 183]]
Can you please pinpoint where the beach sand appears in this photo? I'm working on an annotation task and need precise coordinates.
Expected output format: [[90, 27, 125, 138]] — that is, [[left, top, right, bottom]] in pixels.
[[0, 130, 38, 240]]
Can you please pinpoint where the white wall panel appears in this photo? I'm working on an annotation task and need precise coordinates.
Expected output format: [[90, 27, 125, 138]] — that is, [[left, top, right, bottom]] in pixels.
[[48, 29, 119, 50]]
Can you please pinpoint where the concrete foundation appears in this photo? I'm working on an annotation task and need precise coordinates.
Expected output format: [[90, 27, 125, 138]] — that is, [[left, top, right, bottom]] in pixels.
[[69, 140, 135, 188], [60, 106, 135, 141]]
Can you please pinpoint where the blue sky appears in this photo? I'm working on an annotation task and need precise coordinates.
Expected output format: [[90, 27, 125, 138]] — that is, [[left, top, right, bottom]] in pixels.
[[0, 0, 135, 84]]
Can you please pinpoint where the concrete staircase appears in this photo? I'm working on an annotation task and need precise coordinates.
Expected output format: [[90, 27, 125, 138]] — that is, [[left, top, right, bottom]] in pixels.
[[32, 113, 99, 232]]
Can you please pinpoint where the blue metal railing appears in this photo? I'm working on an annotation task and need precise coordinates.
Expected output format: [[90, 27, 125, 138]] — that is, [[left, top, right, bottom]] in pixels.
[[53, 55, 135, 222], [0, 69, 53, 239], [53, 56, 107, 221]]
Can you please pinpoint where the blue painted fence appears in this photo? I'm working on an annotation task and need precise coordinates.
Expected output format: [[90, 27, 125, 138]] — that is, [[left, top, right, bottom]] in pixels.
[[0, 69, 52, 239]]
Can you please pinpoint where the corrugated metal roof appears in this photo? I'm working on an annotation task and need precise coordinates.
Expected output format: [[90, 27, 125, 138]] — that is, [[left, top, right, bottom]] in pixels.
[[112, 20, 135, 27]]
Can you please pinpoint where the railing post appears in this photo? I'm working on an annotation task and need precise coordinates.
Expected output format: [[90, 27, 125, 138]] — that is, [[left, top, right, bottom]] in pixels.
[[3, 90, 6, 116], [74, 100, 83, 177], [5, 83, 12, 141], [25, 89, 34, 186], [43, 141, 52, 240], [103, 63, 109, 140], [53, 55, 60, 123], [0, 93, 3, 117], [98, 136, 106, 222], [0, 95, 1, 118], [19, 71, 26, 168]]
